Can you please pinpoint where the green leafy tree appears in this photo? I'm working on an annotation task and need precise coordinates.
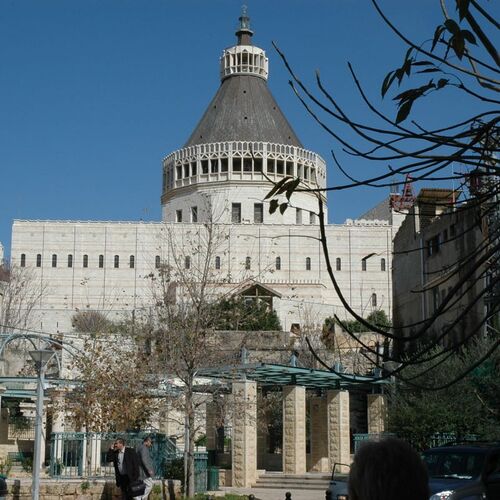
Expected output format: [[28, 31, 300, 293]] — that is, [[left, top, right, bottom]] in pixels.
[[211, 297, 282, 331], [388, 338, 500, 450]]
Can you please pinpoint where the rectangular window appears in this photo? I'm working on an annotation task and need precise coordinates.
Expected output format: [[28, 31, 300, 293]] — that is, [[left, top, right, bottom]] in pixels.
[[67, 254, 73, 268], [184, 164, 189, 177], [176, 165, 182, 179], [176, 209, 183, 223], [83, 255, 88, 268], [20, 254, 26, 267], [210, 159, 218, 173], [220, 158, 228, 173], [233, 158, 242, 172], [362, 259, 367, 271], [191, 162, 197, 176], [52, 254, 57, 268], [36, 254, 42, 267], [201, 160, 209, 174], [232, 203, 241, 223], [191, 206, 198, 223], [309, 212, 316, 225], [254, 203, 263, 224], [296, 208, 302, 224], [99, 255, 104, 268]]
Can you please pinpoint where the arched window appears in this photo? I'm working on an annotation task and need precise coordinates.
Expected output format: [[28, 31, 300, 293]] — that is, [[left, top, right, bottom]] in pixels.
[[20, 254, 26, 267], [306, 257, 311, 271], [336, 257, 341, 271], [83, 254, 88, 268], [381, 258, 386, 272], [114, 255, 119, 268], [245, 256, 251, 270], [185, 256, 191, 269], [362, 259, 367, 271], [129, 255, 135, 269], [155, 255, 161, 269], [215, 256, 221, 270], [99, 255, 104, 268], [52, 254, 57, 268], [36, 254, 42, 267], [275, 256, 281, 270], [67, 254, 73, 268], [371, 293, 377, 307]]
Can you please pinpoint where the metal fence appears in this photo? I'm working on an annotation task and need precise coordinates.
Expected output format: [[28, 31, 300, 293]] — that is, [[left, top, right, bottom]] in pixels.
[[49, 431, 179, 479], [49, 431, 209, 492], [353, 432, 480, 453]]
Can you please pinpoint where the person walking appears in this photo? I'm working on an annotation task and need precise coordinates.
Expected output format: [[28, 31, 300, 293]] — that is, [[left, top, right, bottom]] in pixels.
[[135, 436, 155, 499], [107, 438, 141, 499]]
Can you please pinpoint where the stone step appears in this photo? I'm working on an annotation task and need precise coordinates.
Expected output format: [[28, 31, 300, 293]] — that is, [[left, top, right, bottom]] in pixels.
[[253, 473, 331, 490], [253, 483, 330, 490], [256, 473, 330, 481]]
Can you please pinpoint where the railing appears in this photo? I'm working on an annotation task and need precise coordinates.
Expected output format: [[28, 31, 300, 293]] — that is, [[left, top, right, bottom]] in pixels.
[[49, 431, 179, 479], [353, 432, 480, 453], [49, 431, 209, 492], [8, 416, 35, 440]]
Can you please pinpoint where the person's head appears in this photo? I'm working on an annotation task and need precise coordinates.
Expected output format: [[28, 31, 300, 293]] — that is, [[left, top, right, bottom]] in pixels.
[[143, 436, 153, 448], [114, 438, 126, 451], [348, 437, 429, 500]]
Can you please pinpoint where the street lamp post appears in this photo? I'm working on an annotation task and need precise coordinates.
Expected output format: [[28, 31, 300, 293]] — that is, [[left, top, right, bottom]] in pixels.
[[29, 349, 55, 500]]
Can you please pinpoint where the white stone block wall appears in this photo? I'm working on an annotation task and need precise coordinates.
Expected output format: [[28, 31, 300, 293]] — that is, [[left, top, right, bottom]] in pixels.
[[10, 219, 394, 334]]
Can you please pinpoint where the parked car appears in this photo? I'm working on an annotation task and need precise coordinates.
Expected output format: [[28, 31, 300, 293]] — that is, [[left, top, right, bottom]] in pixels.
[[326, 462, 349, 500], [326, 443, 500, 500], [423, 443, 500, 499]]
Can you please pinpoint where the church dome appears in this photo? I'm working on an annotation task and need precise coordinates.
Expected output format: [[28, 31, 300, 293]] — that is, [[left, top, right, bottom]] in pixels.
[[185, 8, 301, 148], [161, 8, 326, 226]]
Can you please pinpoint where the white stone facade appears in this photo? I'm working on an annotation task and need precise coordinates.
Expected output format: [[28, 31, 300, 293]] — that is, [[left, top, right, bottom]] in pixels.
[[11, 217, 395, 333], [8, 15, 399, 337]]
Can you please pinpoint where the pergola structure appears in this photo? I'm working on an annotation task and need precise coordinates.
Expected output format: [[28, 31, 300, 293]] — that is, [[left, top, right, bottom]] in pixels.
[[199, 361, 390, 487]]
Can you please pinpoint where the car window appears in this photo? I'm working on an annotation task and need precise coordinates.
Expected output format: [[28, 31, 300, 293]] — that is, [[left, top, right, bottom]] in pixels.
[[423, 452, 484, 479]]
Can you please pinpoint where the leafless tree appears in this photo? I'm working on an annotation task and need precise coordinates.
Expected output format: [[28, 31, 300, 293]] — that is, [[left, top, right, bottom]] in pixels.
[[141, 220, 241, 497], [0, 263, 47, 334], [266, 0, 499, 388]]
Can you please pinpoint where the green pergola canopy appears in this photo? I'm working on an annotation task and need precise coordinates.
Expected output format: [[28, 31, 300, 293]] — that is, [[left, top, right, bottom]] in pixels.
[[198, 362, 389, 390]]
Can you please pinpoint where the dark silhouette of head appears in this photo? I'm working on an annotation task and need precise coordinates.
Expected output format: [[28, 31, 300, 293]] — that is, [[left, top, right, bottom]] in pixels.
[[348, 437, 429, 500]]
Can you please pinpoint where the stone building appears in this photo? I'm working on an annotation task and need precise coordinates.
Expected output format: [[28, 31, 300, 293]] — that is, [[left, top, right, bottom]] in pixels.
[[392, 187, 491, 352], [2, 11, 396, 480], [9, 12, 399, 336]]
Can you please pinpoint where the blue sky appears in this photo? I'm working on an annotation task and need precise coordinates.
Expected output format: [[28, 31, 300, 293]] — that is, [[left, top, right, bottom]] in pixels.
[[1, 1, 490, 257]]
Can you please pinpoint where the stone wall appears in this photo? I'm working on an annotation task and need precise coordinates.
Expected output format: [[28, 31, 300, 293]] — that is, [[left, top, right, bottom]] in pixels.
[[5, 478, 181, 500]]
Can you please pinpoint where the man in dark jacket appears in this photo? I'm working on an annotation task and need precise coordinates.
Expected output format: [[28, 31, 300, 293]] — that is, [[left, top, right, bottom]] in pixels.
[[107, 438, 141, 499]]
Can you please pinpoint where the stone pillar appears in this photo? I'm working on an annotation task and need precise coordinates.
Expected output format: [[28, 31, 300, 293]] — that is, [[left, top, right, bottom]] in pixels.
[[256, 396, 269, 470], [327, 390, 350, 473], [206, 400, 218, 451], [89, 434, 101, 474], [232, 380, 257, 487], [282, 385, 306, 474], [47, 388, 65, 462], [310, 396, 328, 472], [367, 393, 387, 435]]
